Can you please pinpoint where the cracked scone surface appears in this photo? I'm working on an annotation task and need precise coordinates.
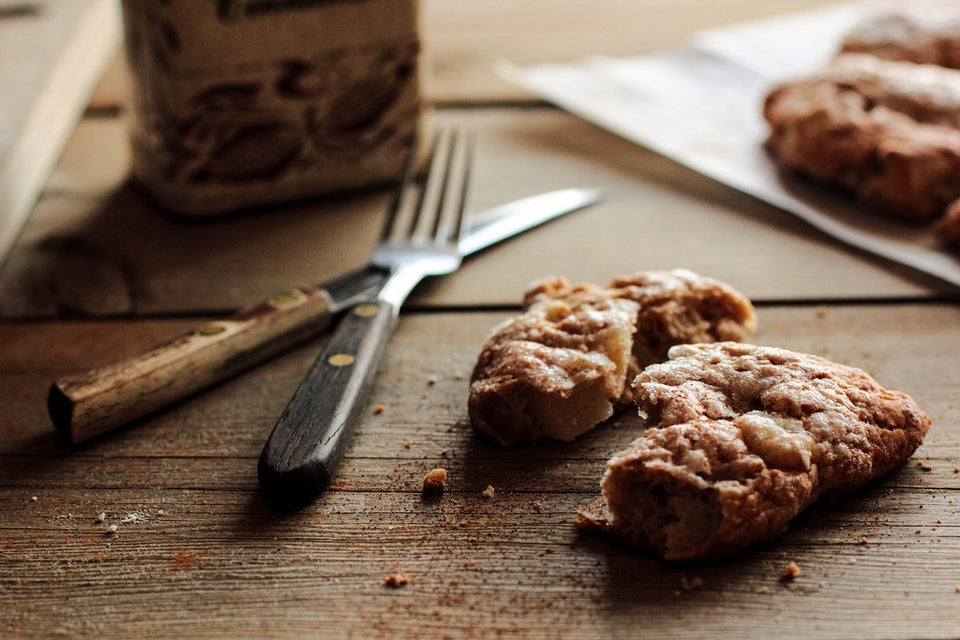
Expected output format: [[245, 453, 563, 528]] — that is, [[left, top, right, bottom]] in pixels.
[[578, 342, 930, 561], [763, 53, 960, 221], [468, 283, 639, 446], [469, 271, 755, 446]]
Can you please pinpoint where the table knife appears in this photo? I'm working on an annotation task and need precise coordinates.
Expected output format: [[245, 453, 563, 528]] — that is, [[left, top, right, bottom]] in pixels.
[[49, 188, 602, 444]]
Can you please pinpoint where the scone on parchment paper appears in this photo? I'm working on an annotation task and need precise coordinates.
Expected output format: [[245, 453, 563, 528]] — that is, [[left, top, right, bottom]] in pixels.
[[468, 270, 756, 446], [577, 342, 931, 561], [763, 53, 960, 222], [840, 4, 960, 69]]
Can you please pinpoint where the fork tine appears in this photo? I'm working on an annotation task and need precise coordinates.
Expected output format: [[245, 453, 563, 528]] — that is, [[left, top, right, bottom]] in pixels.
[[444, 128, 474, 245], [377, 126, 473, 252], [428, 127, 473, 247], [379, 129, 424, 244], [410, 127, 453, 243]]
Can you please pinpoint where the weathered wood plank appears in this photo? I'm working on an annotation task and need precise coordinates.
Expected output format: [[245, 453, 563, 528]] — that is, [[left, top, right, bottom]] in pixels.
[[0, 110, 951, 320], [2, 488, 959, 638], [2, 305, 959, 638], [3, 304, 959, 459]]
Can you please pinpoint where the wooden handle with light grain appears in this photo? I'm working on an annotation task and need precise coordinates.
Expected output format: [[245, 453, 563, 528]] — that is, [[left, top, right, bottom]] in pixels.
[[48, 268, 388, 444]]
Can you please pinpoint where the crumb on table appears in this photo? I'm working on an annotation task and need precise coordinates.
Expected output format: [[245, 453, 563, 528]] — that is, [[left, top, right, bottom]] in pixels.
[[384, 571, 409, 588], [784, 562, 802, 579], [481, 485, 495, 499], [681, 577, 704, 591], [422, 468, 447, 495]]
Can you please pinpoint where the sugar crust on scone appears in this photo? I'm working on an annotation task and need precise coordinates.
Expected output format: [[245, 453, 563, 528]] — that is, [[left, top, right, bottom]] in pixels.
[[469, 283, 639, 446], [763, 53, 960, 221], [468, 271, 756, 446], [578, 342, 931, 561]]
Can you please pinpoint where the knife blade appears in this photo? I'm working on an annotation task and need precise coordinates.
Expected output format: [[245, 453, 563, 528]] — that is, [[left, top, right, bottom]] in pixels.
[[48, 187, 603, 444]]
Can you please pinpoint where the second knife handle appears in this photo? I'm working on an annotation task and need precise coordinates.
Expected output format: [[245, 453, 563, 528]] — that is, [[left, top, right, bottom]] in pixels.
[[48, 286, 337, 445], [258, 300, 398, 510]]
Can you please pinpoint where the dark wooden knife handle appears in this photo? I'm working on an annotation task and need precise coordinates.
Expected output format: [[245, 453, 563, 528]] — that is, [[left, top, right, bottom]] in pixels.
[[258, 300, 398, 510]]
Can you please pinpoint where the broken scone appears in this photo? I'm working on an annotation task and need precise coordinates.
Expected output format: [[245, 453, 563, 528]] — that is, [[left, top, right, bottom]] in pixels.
[[468, 270, 756, 446], [577, 342, 931, 561]]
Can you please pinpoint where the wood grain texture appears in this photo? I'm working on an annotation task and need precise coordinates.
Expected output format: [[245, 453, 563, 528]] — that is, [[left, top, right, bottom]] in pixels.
[[0, 110, 951, 321], [2, 305, 959, 638]]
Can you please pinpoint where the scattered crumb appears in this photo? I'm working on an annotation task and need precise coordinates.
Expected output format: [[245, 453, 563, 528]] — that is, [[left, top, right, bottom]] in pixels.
[[120, 512, 147, 524], [157, 509, 165, 516], [384, 571, 409, 588], [757, 586, 770, 594], [784, 562, 802, 579], [955, 586, 960, 593], [859, 536, 869, 545], [105, 525, 118, 535], [30, 496, 37, 502], [953, 467, 959, 474], [403, 441, 412, 449], [94, 513, 106, 523], [681, 577, 704, 591], [481, 485, 495, 499], [374, 405, 385, 414], [422, 468, 447, 495], [916, 528, 922, 534], [916, 461, 933, 472], [427, 375, 438, 386], [816, 305, 828, 318]]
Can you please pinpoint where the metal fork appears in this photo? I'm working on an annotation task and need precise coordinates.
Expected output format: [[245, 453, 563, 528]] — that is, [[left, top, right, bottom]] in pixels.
[[258, 127, 474, 509]]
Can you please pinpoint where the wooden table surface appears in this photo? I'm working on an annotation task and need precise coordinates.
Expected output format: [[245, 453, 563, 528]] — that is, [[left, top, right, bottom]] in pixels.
[[2, 1, 959, 638]]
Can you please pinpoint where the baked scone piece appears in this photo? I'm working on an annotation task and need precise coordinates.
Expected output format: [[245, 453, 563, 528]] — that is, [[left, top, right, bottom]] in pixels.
[[763, 53, 960, 221], [606, 270, 757, 377], [841, 6, 960, 69], [469, 283, 639, 446], [577, 342, 931, 561], [469, 270, 756, 446]]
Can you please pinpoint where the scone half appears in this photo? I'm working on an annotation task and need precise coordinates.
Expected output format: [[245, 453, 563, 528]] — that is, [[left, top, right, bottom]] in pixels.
[[579, 342, 931, 560]]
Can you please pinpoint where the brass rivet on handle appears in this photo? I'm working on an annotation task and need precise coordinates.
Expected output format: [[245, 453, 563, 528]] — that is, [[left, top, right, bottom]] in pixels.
[[327, 353, 355, 367], [269, 290, 304, 307], [197, 324, 227, 336], [354, 304, 379, 317]]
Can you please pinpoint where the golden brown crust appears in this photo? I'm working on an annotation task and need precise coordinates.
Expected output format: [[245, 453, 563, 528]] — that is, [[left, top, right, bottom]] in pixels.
[[840, 7, 960, 69], [607, 270, 757, 369], [764, 53, 960, 221], [468, 271, 756, 446], [469, 282, 639, 446], [587, 342, 930, 560]]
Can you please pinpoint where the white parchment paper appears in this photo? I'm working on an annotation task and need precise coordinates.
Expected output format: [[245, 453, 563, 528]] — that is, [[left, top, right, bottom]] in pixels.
[[505, 2, 960, 288]]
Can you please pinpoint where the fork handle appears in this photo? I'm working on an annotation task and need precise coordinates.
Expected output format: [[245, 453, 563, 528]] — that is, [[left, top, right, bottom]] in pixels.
[[258, 300, 398, 509]]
